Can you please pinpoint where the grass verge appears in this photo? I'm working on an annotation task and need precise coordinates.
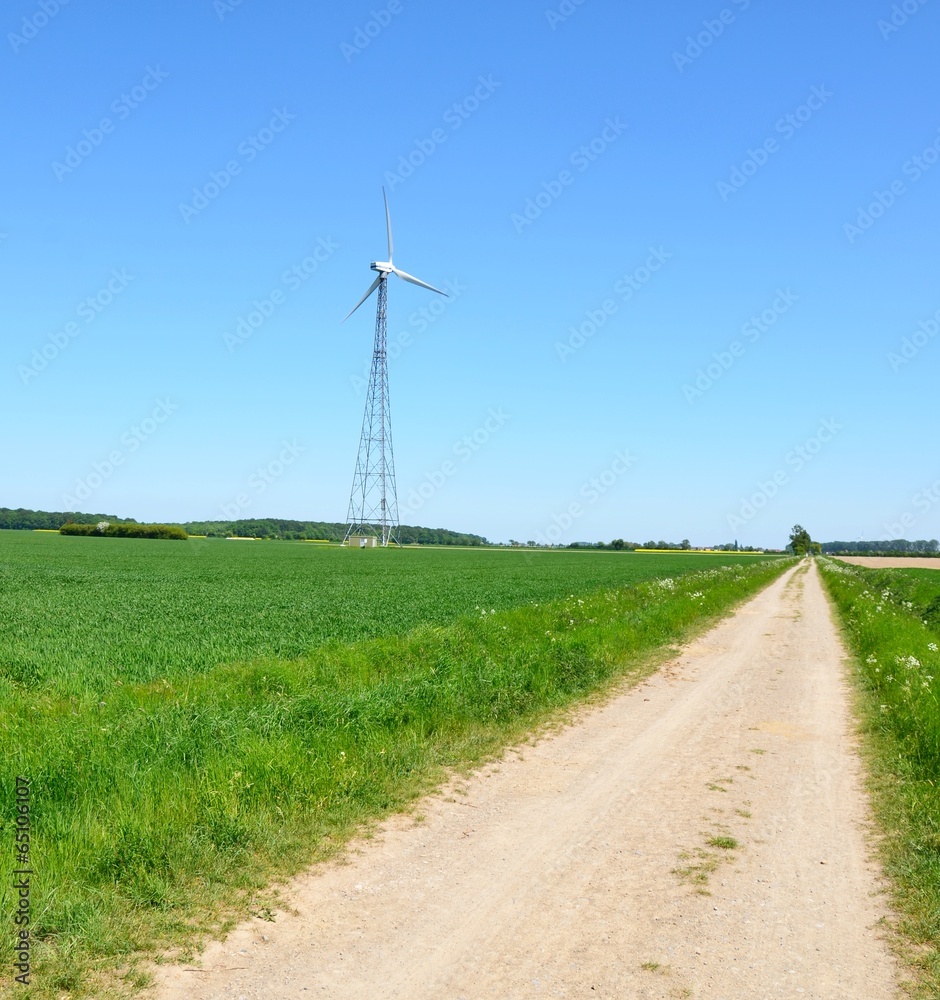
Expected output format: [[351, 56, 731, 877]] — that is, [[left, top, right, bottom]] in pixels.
[[819, 557, 940, 997], [1, 557, 793, 998]]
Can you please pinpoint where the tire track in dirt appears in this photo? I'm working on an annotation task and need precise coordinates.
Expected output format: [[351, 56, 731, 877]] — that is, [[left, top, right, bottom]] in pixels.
[[154, 561, 899, 999]]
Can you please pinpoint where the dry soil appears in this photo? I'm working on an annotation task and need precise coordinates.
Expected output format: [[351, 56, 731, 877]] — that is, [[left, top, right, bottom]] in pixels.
[[835, 556, 940, 570]]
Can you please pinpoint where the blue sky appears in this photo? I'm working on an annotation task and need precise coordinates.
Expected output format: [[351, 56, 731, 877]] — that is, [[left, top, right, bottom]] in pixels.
[[4, 0, 939, 546]]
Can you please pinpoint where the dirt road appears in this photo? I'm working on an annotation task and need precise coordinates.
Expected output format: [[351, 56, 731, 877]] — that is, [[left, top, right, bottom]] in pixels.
[[154, 561, 899, 999]]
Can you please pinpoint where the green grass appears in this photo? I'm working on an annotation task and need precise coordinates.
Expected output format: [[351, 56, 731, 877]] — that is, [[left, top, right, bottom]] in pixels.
[[840, 565, 940, 632], [819, 558, 940, 996], [0, 532, 792, 998], [0, 531, 778, 697], [706, 835, 738, 850]]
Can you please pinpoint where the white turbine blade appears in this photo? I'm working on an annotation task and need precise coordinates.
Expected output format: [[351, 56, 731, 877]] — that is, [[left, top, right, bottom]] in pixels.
[[343, 275, 382, 322], [391, 267, 448, 297], [383, 187, 394, 264]]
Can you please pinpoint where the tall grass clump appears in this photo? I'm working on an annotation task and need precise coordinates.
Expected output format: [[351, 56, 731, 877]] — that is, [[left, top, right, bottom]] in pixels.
[[0, 556, 792, 999], [819, 557, 940, 996]]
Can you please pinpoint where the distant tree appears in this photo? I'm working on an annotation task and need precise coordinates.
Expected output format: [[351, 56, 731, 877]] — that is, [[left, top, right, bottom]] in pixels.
[[788, 524, 813, 555], [610, 538, 625, 550], [680, 539, 691, 550]]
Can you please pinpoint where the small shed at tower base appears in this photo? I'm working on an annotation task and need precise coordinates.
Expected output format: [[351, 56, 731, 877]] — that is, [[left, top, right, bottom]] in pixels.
[[347, 534, 378, 548]]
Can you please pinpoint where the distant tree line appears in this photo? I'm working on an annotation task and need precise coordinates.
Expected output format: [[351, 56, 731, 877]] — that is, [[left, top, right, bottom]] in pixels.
[[0, 507, 126, 530], [708, 542, 765, 552], [558, 539, 764, 552], [822, 539, 939, 556], [395, 524, 488, 546], [182, 518, 346, 540], [182, 519, 487, 545], [0, 508, 487, 546], [60, 521, 187, 540], [561, 540, 641, 550]]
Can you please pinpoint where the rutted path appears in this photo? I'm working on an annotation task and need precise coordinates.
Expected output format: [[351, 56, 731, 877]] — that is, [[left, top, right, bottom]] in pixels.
[[154, 561, 899, 999]]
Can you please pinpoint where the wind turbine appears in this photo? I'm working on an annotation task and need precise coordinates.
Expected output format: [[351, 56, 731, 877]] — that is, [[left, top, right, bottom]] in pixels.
[[343, 189, 447, 547]]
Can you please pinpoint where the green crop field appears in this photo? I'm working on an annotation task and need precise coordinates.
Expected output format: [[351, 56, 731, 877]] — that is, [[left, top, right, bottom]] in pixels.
[[0, 530, 777, 696], [0, 531, 791, 999]]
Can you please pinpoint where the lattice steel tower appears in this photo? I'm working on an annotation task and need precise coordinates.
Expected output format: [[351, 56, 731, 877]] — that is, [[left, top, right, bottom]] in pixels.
[[344, 277, 397, 545], [342, 190, 447, 547]]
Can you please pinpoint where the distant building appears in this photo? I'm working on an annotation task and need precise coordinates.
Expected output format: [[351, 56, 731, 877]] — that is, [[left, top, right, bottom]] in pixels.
[[348, 535, 378, 548]]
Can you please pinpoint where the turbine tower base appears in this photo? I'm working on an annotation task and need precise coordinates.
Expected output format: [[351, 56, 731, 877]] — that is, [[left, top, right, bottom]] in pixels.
[[344, 276, 398, 547]]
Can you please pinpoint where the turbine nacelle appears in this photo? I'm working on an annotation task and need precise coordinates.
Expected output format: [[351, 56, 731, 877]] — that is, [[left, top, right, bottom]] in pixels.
[[343, 189, 447, 322]]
